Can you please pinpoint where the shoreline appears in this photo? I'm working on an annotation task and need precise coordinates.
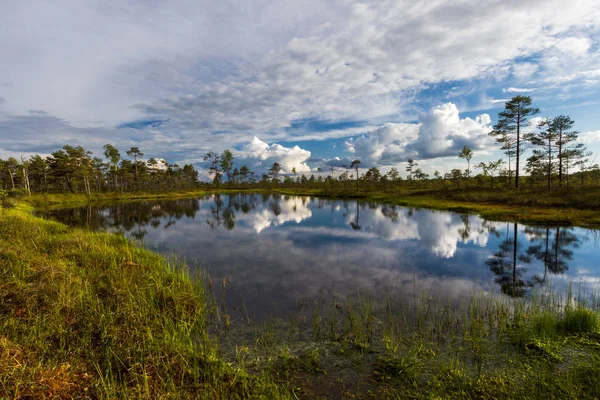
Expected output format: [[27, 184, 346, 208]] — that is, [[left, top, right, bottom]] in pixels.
[[23, 187, 600, 229]]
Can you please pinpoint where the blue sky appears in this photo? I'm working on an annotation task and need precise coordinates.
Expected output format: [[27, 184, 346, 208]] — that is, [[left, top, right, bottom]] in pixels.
[[1, 0, 600, 178]]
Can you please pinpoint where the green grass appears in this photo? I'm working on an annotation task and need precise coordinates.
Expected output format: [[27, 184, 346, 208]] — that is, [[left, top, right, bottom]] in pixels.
[[0, 203, 289, 399], [3, 200, 600, 398], [24, 190, 211, 209]]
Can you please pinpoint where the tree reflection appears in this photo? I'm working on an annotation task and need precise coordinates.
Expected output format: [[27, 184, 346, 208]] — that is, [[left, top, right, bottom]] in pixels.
[[525, 226, 581, 285], [549, 227, 580, 274], [380, 204, 399, 222], [458, 215, 471, 241], [486, 222, 531, 297], [269, 195, 282, 217], [350, 201, 361, 230], [206, 194, 223, 228], [42, 198, 201, 234], [206, 194, 261, 230]]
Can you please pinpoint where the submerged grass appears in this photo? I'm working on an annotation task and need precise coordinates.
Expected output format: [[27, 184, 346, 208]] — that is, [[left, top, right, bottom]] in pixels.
[[228, 289, 600, 398], [2, 200, 600, 398]]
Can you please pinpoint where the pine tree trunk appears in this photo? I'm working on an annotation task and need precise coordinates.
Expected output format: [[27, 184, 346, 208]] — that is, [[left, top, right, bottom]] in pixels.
[[515, 110, 521, 189], [558, 130, 563, 187], [547, 139, 551, 191]]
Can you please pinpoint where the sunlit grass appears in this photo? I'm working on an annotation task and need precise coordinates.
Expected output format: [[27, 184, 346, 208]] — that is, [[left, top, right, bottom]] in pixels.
[[0, 205, 289, 399]]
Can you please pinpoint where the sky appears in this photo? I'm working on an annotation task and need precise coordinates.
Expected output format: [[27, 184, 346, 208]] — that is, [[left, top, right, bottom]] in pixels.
[[1, 0, 600, 179]]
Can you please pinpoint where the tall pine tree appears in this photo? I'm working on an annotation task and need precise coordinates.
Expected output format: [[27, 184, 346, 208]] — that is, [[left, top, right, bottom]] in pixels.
[[489, 96, 539, 189]]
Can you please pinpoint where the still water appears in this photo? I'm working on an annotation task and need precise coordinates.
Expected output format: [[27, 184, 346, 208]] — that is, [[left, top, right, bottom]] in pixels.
[[41, 194, 600, 320]]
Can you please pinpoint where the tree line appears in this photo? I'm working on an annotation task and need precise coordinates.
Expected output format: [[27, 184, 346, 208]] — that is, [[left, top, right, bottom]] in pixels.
[[0, 144, 199, 194], [1, 96, 597, 196], [199, 96, 597, 192]]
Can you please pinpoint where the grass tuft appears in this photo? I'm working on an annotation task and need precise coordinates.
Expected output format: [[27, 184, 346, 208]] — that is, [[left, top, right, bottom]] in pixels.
[[562, 307, 600, 334]]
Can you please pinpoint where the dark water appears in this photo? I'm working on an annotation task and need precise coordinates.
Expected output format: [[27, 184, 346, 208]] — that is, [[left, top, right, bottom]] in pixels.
[[40, 194, 600, 320]]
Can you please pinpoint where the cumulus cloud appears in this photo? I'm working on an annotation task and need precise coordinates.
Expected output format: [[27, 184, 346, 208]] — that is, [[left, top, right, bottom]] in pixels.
[[343, 103, 493, 166], [408, 103, 493, 158], [345, 123, 418, 166], [239, 137, 312, 174]]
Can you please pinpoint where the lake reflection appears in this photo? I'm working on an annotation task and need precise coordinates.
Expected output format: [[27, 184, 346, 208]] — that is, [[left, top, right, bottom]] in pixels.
[[41, 194, 600, 320]]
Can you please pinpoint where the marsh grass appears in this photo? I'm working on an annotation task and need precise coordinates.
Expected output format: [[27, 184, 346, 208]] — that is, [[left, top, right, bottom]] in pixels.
[[220, 287, 600, 398], [3, 201, 600, 398], [0, 204, 288, 399]]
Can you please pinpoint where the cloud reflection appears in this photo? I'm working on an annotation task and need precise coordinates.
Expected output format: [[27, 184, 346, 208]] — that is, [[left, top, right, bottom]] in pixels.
[[40, 194, 600, 319]]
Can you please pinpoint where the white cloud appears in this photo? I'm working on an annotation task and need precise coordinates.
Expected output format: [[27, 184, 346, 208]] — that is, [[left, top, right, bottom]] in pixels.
[[554, 37, 592, 56], [345, 123, 418, 165], [408, 103, 493, 158], [504, 87, 538, 93], [344, 103, 493, 166], [511, 63, 540, 80], [579, 131, 600, 144], [239, 137, 312, 174]]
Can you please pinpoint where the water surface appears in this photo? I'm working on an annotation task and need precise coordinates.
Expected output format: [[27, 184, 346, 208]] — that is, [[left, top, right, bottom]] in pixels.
[[41, 194, 600, 320]]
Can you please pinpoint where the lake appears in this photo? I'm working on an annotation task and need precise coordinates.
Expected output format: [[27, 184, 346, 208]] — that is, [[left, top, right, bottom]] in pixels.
[[40, 193, 600, 320]]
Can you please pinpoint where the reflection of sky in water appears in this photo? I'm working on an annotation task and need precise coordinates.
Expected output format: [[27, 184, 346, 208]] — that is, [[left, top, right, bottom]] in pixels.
[[41, 194, 600, 319]]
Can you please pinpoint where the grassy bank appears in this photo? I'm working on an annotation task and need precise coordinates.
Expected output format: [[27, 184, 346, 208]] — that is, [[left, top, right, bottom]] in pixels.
[[3, 201, 600, 398], [0, 204, 287, 399], [273, 186, 600, 228], [23, 190, 212, 209]]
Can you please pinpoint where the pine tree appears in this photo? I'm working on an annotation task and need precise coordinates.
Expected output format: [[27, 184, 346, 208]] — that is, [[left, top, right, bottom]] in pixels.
[[489, 96, 539, 189]]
